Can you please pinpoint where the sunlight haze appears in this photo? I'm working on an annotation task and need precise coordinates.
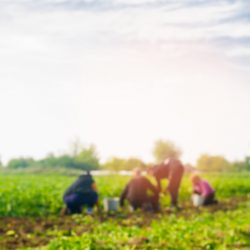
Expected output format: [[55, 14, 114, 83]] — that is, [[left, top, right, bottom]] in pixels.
[[0, 0, 250, 164]]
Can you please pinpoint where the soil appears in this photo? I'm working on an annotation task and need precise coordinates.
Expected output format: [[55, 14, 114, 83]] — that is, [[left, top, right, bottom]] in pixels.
[[0, 196, 249, 250]]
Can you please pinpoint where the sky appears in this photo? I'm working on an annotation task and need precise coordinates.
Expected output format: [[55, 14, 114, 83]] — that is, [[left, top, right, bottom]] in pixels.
[[0, 0, 250, 165]]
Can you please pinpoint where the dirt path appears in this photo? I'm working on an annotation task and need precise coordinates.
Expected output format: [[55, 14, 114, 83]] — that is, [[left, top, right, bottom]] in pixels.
[[0, 196, 249, 250]]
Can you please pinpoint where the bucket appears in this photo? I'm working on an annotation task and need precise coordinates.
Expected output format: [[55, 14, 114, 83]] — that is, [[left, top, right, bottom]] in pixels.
[[103, 198, 119, 212], [192, 194, 205, 207]]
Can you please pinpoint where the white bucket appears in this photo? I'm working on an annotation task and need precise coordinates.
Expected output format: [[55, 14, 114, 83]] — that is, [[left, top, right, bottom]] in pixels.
[[192, 194, 205, 207], [103, 198, 119, 212]]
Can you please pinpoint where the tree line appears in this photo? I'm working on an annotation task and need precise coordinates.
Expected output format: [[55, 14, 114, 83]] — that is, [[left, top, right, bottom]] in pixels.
[[1, 140, 250, 172]]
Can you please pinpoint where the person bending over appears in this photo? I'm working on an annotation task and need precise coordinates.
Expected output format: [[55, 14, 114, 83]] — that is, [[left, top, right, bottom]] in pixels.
[[62, 171, 98, 215], [148, 158, 184, 207], [120, 168, 159, 212]]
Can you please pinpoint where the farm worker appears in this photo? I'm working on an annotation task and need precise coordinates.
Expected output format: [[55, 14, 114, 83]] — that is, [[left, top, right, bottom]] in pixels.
[[62, 170, 98, 215], [190, 174, 217, 205], [120, 168, 160, 212], [148, 157, 184, 208]]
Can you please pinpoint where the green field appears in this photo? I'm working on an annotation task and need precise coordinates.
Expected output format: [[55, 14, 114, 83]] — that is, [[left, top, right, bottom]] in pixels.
[[0, 173, 250, 249]]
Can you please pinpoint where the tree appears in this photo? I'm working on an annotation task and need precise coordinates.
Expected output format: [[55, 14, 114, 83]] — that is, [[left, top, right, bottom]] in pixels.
[[102, 157, 146, 171], [74, 145, 100, 170], [123, 158, 147, 170], [0, 155, 3, 168], [39, 153, 59, 167], [55, 155, 76, 169], [7, 157, 35, 169], [231, 157, 250, 172], [245, 156, 250, 171], [152, 139, 181, 163], [38, 145, 100, 170], [196, 154, 232, 172], [102, 157, 126, 171], [232, 161, 246, 172]]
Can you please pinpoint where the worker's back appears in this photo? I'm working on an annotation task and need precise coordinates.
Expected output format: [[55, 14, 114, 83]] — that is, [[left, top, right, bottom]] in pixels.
[[64, 174, 94, 198], [126, 176, 156, 203]]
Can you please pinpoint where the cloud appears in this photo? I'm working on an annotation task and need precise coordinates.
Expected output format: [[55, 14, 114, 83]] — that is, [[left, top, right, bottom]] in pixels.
[[0, 0, 250, 67]]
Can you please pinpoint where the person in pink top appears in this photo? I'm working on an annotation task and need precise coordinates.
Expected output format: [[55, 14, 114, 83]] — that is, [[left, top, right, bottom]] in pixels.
[[191, 174, 217, 205]]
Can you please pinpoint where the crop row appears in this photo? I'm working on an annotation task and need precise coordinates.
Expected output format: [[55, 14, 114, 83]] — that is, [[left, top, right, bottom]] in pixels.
[[0, 173, 250, 217]]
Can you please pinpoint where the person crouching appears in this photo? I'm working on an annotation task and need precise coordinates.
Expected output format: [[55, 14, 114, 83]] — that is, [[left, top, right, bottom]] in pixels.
[[120, 168, 159, 212], [190, 174, 217, 206], [62, 171, 98, 215]]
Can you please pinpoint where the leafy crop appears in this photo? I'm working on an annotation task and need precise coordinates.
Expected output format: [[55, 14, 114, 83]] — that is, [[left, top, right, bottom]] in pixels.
[[0, 174, 250, 217], [0, 173, 250, 249]]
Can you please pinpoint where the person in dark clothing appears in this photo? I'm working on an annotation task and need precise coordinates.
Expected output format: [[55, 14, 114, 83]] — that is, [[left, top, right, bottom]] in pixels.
[[120, 169, 159, 212], [148, 158, 184, 207], [62, 171, 98, 214]]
